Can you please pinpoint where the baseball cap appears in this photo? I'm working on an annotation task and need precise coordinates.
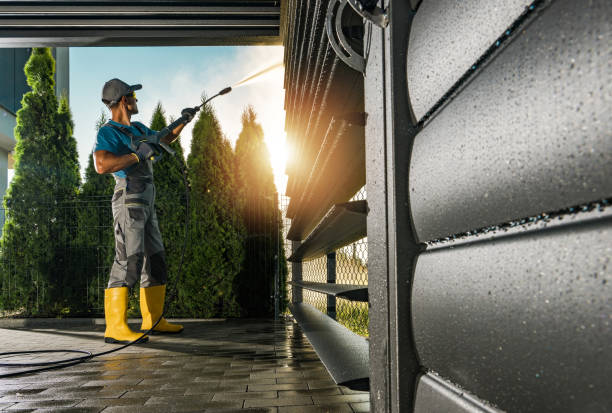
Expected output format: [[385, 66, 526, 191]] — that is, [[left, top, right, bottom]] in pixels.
[[101, 78, 142, 107]]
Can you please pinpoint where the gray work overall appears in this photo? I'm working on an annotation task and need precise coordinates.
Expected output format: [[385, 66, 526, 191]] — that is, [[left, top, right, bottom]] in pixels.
[[106, 124, 168, 289]]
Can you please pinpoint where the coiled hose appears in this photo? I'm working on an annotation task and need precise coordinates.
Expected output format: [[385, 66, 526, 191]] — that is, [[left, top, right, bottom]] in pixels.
[[0, 164, 190, 378]]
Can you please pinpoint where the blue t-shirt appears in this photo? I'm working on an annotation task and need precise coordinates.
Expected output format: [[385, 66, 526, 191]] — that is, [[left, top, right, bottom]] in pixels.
[[93, 120, 157, 178]]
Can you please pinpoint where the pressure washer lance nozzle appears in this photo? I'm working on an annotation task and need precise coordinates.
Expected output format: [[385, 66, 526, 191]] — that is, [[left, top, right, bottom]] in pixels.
[[196, 86, 233, 111]]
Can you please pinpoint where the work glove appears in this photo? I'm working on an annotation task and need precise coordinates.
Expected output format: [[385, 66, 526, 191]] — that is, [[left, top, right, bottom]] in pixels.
[[181, 107, 198, 123], [135, 141, 155, 162]]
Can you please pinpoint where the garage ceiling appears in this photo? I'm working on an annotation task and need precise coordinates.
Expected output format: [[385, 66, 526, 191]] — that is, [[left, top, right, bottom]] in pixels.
[[0, 1, 281, 47]]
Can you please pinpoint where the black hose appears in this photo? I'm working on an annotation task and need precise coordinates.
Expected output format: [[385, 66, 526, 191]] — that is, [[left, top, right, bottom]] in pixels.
[[0, 154, 191, 378], [0, 89, 232, 378]]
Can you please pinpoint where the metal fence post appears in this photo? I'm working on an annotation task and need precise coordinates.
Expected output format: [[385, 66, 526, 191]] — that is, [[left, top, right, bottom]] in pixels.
[[274, 202, 280, 320], [326, 252, 336, 320], [291, 240, 303, 304]]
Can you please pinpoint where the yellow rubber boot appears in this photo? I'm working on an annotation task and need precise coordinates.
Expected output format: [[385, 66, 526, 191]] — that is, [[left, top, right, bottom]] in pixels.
[[104, 287, 148, 344], [140, 285, 183, 333]]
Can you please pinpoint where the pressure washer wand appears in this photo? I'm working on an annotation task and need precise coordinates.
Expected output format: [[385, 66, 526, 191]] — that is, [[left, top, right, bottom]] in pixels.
[[146, 86, 233, 157], [161, 86, 232, 136], [196, 86, 233, 110]]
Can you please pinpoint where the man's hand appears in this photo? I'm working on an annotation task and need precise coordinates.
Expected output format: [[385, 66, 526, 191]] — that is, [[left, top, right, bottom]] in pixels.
[[135, 141, 155, 162], [181, 107, 198, 123]]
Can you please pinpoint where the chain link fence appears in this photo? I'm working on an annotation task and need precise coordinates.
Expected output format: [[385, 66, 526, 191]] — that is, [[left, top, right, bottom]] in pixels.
[[0, 192, 286, 318], [0, 196, 113, 316], [281, 187, 369, 337]]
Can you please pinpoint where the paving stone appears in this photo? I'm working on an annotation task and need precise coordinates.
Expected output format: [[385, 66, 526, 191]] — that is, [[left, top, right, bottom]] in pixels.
[[75, 397, 149, 407], [247, 383, 308, 392], [275, 377, 304, 385], [175, 400, 244, 411], [274, 367, 303, 373], [214, 378, 277, 386], [224, 367, 253, 372], [101, 407, 182, 413], [30, 391, 125, 399], [278, 405, 352, 413], [0, 319, 369, 412], [146, 394, 215, 405], [5, 399, 81, 410], [33, 408, 103, 413], [82, 379, 142, 387], [2, 378, 68, 386], [137, 378, 195, 386], [312, 394, 370, 405], [185, 385, 246, 395], [221, 373, 252, 380], [278, 388, 341, 398], [38, 386, 103, 394], [0, 385, 27, 391], [120, 388, 189, 398], [212, 391, 277, 401], [204, 409, 277, 413], [307, 380, 339, 390], [243, 396, 313, 408], [250, 372, 304, 380], [98, 384, 160, 392], [0, 388, 46, 396], [0, 393, 80, 402]]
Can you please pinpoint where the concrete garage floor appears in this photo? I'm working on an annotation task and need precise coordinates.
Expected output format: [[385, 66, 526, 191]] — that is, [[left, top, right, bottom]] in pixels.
[[0, 318, 369, 412]]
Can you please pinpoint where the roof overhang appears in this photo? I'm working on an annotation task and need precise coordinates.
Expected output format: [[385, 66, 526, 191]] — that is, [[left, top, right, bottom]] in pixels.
[[0, 1, 282, 47]]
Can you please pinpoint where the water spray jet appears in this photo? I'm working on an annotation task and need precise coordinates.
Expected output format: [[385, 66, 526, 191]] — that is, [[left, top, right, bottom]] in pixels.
[[232, 61, 283, 89]]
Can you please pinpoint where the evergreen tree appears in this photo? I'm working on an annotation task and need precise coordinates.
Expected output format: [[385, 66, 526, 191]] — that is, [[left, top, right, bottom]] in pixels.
[[149, 103, 188, 316], [183, 100, 244, 318], [0, 48, 81, 315], [234, 106, 288, 317], [81, 111, 115, 197], [77, 110, 115, 313]]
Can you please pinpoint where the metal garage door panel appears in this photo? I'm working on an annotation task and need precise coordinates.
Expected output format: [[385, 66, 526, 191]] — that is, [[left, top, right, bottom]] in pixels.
[[409, 0, 612, 243], [414, 373, 500, 413], [411, 218, 612, 412], [406, 0, 532, 121]]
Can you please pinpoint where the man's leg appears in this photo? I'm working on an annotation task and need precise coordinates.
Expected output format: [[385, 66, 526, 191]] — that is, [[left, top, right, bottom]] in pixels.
[[104, 187, 149, 344], [140, 207, 183, 333]]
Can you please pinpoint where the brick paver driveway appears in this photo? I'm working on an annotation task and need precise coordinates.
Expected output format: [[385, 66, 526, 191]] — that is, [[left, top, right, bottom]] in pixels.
[[0, 318, 369, 412]]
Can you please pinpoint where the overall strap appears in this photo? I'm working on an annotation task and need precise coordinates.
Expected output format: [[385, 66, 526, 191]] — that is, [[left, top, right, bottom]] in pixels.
[[103, 122, 147, 152], [131, 122, 146, 135], [103, 122, 164, 165], [104, 122, 137, 148]]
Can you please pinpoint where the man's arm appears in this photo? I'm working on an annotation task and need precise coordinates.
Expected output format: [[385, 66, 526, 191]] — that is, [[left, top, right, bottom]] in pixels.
[[159, 107, 198, 144], [94, 150, 138, 174], [161, 122, 187, 145]]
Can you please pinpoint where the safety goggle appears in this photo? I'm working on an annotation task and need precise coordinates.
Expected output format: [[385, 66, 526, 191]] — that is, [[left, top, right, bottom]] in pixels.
[[124, 91, 136, 99]]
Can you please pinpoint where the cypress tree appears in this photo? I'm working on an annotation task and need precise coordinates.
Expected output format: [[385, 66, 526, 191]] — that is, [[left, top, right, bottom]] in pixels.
[[183, 100, 244, 318], [77, 110, 115, 313], [234, 106, 287, 317], [81, 111, 115, 197], [149, 103, 188, 316], [0, 48, 81, 315]]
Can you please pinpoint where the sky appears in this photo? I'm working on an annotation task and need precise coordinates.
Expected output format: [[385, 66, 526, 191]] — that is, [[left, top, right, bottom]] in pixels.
[[68, 46, 288, 193]]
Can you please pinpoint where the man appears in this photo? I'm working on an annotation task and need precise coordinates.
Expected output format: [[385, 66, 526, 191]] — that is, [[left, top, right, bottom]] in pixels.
[[94, 78, 196, 344]]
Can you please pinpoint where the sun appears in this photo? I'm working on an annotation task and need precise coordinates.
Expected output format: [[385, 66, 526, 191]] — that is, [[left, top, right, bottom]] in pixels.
[[263, 130, 288, 195]]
